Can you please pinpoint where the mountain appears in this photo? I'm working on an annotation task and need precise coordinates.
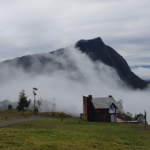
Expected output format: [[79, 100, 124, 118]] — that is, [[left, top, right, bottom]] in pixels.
[[75, 37, 149, 89], [0, 37, 149, 89]]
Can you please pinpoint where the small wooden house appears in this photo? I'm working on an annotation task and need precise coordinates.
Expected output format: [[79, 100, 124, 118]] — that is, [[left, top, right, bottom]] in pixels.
[[83, 95, 122, 122]]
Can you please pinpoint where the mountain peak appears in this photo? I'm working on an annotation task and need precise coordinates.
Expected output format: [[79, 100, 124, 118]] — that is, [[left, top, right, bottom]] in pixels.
[[75, 37, 105, 52], [75, 37, 148, 89], [87, 37, 105, 44]]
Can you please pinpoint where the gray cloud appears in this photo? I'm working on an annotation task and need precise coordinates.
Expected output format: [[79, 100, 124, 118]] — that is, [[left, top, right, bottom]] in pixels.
[[0, 0, 150, 66]]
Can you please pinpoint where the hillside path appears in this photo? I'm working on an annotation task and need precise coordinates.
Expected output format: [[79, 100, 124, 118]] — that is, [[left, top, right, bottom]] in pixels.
[[0, 116, 55, 128]]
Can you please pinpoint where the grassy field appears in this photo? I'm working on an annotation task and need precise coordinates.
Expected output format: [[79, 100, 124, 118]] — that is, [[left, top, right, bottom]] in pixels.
[[0, 110, 35, 123], [0, 112, 150, 150], [0, 110, 70, 123]]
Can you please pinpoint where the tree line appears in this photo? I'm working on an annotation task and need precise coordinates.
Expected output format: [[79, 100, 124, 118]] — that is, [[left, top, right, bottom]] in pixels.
[[117, 111, 147, 124]]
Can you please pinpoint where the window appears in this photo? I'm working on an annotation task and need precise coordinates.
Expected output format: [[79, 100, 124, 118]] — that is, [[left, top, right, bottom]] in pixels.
[[109, 104, 116, 113]]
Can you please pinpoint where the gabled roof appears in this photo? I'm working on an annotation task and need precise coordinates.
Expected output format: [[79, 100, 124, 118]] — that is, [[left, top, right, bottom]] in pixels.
[[91, 97, 123, 111]]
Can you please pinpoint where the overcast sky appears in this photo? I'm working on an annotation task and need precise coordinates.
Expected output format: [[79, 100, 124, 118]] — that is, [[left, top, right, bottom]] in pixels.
[[0, 1, 150, 67]]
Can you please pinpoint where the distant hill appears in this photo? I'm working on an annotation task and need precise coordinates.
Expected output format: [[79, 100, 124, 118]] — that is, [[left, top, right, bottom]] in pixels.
[[0, 37, 149, 89], [0, 100, 18, 110]]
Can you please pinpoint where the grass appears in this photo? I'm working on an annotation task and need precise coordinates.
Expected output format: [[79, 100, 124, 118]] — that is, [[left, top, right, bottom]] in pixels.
[[0, 109, 35, 123], [0, 115, 150, 150], [0, 110, 71, 123]]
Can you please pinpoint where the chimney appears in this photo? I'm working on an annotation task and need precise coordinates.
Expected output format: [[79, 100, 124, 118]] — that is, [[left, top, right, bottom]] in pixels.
[[109, 95, 112, 97], [88, 95, 92, 100]]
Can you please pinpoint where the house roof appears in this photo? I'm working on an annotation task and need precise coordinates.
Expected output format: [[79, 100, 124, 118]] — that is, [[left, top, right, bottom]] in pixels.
[[91, 97, 123, 111]]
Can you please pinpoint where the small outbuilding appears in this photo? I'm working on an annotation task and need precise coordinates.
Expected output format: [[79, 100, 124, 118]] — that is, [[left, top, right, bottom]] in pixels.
[[83, 95, 123, 123]]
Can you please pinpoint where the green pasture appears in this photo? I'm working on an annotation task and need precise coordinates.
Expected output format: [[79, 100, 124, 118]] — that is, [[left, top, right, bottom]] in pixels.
[[0, 116, 150, 150]]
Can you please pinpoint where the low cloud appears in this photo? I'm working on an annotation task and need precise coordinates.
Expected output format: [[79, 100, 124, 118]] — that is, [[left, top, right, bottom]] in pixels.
[[132, 67, 150, 81], [0, 47, 150, 123]]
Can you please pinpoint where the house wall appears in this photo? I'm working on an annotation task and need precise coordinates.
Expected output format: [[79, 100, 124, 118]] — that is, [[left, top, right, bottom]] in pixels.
[[94, 109, 110, 122], [83, 96, 88, 121], [83, 95, 110, 122]]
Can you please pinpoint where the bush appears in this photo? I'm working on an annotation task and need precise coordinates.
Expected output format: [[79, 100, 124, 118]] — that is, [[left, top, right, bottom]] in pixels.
[[33, 106, 39, 113], [8, 104, 12, 110], [59, 112, 71, 118]]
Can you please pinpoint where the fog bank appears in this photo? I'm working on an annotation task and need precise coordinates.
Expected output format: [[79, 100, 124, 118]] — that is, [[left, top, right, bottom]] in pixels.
[[132, 67, 150, 81], [0, 47, 149, 122]]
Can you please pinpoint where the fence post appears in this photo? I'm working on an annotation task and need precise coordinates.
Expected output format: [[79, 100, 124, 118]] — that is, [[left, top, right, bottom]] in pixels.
[[145, 111, 147, 130]]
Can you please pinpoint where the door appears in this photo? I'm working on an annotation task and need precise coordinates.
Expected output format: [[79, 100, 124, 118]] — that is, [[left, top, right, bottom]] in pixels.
[[110, 114, 116, 122]]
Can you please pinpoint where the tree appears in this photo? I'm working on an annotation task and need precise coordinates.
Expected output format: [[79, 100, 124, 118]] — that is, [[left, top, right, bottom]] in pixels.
[[32, 98, 42, 113], [118, 111, 148, 124], [8, 104, 12, 110], [32, 106, 39, 113], [16, 90, 31, 115], [134, 113, 146, 124], [118, 99, 124, 113], [117, 111, 133, 121], [37, 98, 42, 112]]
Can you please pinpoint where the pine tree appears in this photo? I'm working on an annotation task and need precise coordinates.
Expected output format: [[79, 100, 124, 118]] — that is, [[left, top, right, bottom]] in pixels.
[[16, 90, 31, 115]]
